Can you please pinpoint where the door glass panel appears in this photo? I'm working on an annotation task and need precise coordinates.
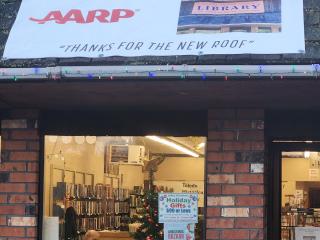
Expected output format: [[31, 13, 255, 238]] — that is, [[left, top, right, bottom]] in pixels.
[[281, 151, 320, 240]]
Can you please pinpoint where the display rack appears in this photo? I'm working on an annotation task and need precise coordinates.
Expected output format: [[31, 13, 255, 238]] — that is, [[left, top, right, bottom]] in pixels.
[[114, 188, 130, 231], [52, 182, 116, 238], [104, 184, 115, 230], [129, 193, 144, 220]]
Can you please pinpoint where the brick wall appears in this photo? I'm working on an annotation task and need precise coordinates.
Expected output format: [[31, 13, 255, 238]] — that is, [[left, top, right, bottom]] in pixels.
[[0, 111, 40, 239], [206, 109, 265, 240], [0, 108, 265, 239]]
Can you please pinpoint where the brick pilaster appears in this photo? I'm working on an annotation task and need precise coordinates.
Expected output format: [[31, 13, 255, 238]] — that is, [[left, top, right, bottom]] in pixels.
[[206, 109, 265, 240], [0, 111, 40, 239]]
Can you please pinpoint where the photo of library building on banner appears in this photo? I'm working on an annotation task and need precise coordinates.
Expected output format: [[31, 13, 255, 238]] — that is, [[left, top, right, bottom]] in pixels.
[[177, 0, 281, 34]]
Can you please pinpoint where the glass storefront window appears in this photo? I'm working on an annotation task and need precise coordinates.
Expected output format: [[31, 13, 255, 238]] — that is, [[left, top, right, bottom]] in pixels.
[[43, 136, 206, 240]]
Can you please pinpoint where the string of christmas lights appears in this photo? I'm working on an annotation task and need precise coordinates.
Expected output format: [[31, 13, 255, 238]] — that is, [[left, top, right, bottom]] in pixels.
[[0, 64, 319, 82]]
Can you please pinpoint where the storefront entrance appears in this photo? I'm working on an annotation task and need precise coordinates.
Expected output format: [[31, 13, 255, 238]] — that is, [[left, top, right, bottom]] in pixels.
[[267, 110, 320, 240], [268, 142, 320, 240]]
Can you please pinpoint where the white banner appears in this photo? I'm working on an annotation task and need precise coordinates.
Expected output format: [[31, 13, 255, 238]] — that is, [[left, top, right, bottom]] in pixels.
[[3, 0, 305, 59]]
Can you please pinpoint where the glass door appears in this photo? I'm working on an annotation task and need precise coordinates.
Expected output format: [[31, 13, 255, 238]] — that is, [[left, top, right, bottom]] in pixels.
[[268, 142, 320, 240], [281, 151, 320, 240]]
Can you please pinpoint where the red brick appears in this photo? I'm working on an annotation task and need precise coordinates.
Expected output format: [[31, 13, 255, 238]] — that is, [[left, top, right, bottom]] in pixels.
[[207, 163, 221, 173], [10, 130, 39, 140], [223, 142, 251, 151], [8, 217, 36, 227], [0, 205, 25, 215], [250, 208, 264, 217], [250, 185, 265, 195], [235, 218, 264, 228], [236, 196, 264, 206], [206, 230, 220, 239], [222, 208, 249, 217], [250, 164, 264, 174], [206, 141, 222, 151], [221, 230, 249, 239], [238, 131, 264, 141], [209, 131, 235, 140], [0, 227, 25, 237], [208, 110, 236, 120], [0, 216, 6, 225], [0, 194, 7, 203], [207, 218, 234, 228], [26, 183, 38, 193], [207, 208, 221, 217], [222, 185, 250, 195], [207, 152, 236, 162], [236, 174, 264, 184], [10, 173, 38, 183], [237, 109, 264, 120], [9, 195, 37, 204], [0, 183, 25, 193], [208, 120, 223, 130], [224, 120, 252, 129], [250, 230, 264, 239], [27, 142, 40, 151], [208, 174, 235, 184], [2, 141, 27, 151], [251, 141, 265, 151], [252, 120, 265, 130], [222, 163, 249, 173], [27, 163, 39, 172], [10, 152, 38, 161], [208, 196, 235, 206], [26, 227, 37, 237], [207, 184, 222, 195], [0, 163, 26, 172], [1, 120, 27, 129], [2, 131, 10, 140]]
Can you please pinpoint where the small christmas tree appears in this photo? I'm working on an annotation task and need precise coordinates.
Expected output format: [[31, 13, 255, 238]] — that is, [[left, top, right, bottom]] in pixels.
[[134, 170, 163, 240]]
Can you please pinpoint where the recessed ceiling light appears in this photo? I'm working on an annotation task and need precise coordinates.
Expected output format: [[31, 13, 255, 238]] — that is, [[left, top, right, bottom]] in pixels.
[[146, 136, 199, 157], [197, 142, 206, 149]]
